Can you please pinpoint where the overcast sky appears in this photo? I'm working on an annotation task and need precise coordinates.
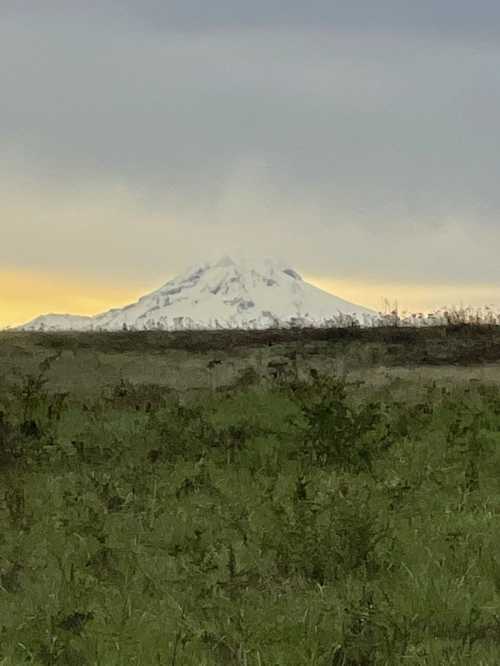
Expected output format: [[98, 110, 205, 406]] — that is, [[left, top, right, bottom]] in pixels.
[[2, 2, 500, 325]]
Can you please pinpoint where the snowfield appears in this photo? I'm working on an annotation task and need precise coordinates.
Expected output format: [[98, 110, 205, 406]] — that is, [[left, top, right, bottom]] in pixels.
[[17, 255, 378, 331]]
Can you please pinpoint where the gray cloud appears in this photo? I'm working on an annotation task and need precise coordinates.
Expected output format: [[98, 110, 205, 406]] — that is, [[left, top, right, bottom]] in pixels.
[[1, 3, 500, 297], [3, 1, 500, 35]]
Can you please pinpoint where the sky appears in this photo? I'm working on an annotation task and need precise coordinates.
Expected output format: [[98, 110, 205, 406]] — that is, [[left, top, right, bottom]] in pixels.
[[2, 1, 500, 327]]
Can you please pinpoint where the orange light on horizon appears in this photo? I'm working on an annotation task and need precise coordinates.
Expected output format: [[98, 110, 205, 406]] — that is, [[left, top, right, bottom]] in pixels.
[[0, 269, 156, 329]]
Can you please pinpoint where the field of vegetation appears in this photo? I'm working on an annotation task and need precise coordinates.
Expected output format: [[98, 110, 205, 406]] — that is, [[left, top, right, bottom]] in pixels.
[[1, 326, 500, 664]]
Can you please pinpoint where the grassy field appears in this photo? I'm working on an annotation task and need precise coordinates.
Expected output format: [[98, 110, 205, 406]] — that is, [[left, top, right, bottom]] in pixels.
[[1, 326, 500, 664], [3, 325, 500, 398]]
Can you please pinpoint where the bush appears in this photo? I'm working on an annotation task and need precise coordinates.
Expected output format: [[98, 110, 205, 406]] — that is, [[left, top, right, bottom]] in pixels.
[[287, 373, 393, 472]]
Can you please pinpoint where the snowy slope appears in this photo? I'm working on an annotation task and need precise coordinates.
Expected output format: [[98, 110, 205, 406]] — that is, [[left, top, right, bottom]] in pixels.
[[17, 314, 94, 331], [18, 255, 378, 331]]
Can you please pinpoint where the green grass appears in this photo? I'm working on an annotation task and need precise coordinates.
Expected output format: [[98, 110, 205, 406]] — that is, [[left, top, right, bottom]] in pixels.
[[1, 353, 500, 664]]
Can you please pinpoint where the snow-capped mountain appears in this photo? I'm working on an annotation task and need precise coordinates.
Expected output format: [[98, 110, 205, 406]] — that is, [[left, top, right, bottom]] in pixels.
[[17, 255, 378, 331]]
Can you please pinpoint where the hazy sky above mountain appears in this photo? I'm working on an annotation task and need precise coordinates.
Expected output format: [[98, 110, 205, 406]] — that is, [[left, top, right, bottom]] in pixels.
[[2, 2, 500, 325]]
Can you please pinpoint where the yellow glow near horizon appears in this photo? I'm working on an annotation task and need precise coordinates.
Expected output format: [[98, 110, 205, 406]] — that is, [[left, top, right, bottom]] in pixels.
[[0, 269, 156, 329], [304, 275, 500, 315], [1, 268, 500, 329]]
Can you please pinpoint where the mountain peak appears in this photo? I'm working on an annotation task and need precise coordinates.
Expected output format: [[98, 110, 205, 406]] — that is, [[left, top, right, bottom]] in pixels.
[[18, 255, 376, 331], [205, 253, 302, 278], [214, 254, 237, 269]]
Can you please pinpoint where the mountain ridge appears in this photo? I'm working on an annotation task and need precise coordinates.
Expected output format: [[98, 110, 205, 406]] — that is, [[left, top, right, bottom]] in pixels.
[[17, 255, 377, 331]]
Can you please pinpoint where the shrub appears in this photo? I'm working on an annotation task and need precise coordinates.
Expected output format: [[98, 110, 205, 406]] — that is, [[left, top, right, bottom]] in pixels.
[[287, 374, 393, 472]]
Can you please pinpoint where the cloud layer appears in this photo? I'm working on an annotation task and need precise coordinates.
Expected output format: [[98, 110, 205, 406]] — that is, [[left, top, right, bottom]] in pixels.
[[2, 3, 500, 323]]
